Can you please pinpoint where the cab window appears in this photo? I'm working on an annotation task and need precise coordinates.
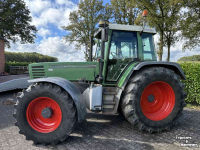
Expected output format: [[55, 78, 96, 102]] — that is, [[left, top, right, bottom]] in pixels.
[[95, 41, 107, 60], [142, 33, 156, 61], [106, 31, 138, 81]]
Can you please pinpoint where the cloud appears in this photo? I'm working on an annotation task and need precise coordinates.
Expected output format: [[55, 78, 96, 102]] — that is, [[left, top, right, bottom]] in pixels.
[[8, 0, 199, 63], [163, 47, 200, 62], [153, 33, 200, 62], [38, 36, 85, 62], [29, 0, 78, 28], [55, 0, 75, 6], [5, 0, 85, 62], [37, 27, 51, 38], [5, 36, 85, 62], [32, 8, 63, 27], [24, 0, 51, 14], [160, 43, 200, 62], [39, 36, 77, 55]]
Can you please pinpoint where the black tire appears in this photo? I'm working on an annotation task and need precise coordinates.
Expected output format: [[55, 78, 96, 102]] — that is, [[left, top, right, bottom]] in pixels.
[[13, 82, 77, 145], [121, 67, 187, 133]]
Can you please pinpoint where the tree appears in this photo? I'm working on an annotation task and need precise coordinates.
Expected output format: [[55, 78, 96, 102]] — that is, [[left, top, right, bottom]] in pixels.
[[5, 52, 58, 62], [0, 0, 37, 46], [0, 0, 37, 73], [62, 0, 112, 60], [178, 55, 200, 61], [110, 0, 140, 25], [137, 0, 183, 61], [181, 0, 200, 50], [137, 0, 165, 61], [163, 1, 183, 61]]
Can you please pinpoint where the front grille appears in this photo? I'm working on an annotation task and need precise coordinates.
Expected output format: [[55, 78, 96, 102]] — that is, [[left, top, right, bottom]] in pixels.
[[31, 66, 45, 78], [32, 66, 44, 68]]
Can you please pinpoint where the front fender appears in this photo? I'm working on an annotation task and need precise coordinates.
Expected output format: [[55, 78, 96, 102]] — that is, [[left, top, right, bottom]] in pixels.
[[28, 77, 86, 122], [121, 61, 186, 90], [134, 61, 186, 79]]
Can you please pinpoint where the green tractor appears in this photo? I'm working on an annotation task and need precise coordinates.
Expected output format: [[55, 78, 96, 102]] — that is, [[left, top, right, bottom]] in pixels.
[[13, 19, 187, 145]]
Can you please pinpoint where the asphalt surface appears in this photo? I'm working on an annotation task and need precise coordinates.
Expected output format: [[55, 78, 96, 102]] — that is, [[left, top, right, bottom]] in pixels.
[[0, 74, 29, 84], [0, 90, 200, 150]]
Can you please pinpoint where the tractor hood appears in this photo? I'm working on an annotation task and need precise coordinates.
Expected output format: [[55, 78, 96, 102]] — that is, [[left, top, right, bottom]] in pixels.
[[29, 62, 99, 81]]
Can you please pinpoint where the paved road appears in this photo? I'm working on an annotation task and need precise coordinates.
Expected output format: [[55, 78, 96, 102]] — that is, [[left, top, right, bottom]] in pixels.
[[0, 90, 200, 150], [0, 74, 29, 84]]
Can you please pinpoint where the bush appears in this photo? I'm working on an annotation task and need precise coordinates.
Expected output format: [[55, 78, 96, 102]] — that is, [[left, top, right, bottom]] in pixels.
[[178, 55, 200, 61], [5, 61, 31, 73], [5, 52, 58, 63], [179, 62, 200, 105]]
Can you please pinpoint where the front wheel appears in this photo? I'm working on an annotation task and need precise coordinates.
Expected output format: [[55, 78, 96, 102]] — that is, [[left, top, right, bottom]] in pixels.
[[13, 82, 77, 144], [121, 67, 187, 133]]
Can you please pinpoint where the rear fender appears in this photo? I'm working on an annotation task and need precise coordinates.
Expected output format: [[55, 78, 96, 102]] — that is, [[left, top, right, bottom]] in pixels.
[[28, 77, 86, 122], [121, 61, 186, 90]]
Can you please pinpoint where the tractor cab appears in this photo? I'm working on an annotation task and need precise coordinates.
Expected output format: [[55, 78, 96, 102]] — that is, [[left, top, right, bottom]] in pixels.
[[93, 21, 157, 83]]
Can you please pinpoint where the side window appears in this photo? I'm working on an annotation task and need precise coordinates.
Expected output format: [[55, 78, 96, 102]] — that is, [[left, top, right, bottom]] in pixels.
[[109, 32, 138, 59], [106, 31, 138, 81], [95, 41, 107, 60], [142, 33, 156, 60]]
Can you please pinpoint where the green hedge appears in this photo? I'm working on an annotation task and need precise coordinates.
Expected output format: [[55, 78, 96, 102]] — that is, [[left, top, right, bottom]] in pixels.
[[5, 61, 31, 73], [5, 52, 58, 63], [178, 55, 200, 61], [179, 62, 200, 105]]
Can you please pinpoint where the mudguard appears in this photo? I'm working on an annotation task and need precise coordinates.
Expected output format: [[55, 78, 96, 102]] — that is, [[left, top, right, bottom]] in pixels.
[[121, 61, 186, 90], [28, 77, 86, 122]]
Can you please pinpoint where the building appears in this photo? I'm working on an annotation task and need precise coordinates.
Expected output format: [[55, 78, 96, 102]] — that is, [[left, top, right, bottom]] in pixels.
[[0, 36, 8, 75]]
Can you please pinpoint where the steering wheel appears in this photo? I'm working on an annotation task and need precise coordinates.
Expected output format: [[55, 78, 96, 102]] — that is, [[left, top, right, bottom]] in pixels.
[[111, 52, 124, 59], [111, 52, 117, 58]]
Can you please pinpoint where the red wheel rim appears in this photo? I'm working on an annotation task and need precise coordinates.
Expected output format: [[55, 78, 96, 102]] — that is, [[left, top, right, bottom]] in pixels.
[[140, 81, 175, 121], [26, 97, 62, 133]]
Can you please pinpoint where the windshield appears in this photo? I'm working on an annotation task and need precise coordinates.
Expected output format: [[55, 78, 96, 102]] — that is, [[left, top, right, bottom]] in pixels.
[[106, 30, 138, 81]]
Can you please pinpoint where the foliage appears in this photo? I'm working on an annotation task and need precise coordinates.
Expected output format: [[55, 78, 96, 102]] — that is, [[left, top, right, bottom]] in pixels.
[[137, 0, 183, 61], [62, 0, 112, 60], [136, 0, 166, 61], [181, 0, 200, 50], [186, 104, 200, 110], [110, 0, 140, 25], [179, 62, 200, 105], [163, 1, 183, 62], [5, 61, 30, 72], [0, 0, 37, 47], [5, 51, 58, 62], [5, 61, 30, 66], [178, 55, 200, 62]]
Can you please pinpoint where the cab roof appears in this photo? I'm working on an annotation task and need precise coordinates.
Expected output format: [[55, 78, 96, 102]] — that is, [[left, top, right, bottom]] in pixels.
[[94, 23, 156, 39]]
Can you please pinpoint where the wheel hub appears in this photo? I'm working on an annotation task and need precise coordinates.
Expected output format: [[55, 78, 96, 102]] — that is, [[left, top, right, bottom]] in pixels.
[[41, 107, 53, 118], [140, 81, 175, 121], [147, 94, 155, 102], [26, 97, 62, 133]]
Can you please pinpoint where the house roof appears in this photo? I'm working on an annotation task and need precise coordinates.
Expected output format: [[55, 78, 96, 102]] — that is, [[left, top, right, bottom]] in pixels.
[[0, 36, 8, 42]]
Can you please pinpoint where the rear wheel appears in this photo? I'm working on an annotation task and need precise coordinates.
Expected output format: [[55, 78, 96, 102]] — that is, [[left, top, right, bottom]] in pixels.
[[13, 82, 77, 144], [121, 67, 187, 133]]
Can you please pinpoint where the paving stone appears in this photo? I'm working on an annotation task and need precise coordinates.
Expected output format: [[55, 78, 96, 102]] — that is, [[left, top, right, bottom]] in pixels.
[[0, 90, 200, 150]]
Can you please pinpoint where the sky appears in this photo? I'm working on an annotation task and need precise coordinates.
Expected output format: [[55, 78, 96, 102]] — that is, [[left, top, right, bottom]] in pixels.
[[5, 0, 200, 62]]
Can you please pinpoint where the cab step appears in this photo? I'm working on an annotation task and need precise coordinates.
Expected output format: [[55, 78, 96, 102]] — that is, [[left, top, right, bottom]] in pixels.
[[102, 87, 122, 114]]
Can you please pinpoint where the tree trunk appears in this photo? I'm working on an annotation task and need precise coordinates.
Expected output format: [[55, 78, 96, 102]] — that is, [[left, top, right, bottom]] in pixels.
[[167, 42, 170, 62], [0, 39, 5, 74], [158, 32, 164, 61], [85, 43, 88, 61]]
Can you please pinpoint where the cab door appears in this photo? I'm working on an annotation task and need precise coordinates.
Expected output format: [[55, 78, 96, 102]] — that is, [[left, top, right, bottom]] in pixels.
[[104, 30, 139, 83]]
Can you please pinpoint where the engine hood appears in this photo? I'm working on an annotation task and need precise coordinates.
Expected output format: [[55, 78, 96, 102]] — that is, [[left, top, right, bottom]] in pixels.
[[29, 62, 99, 81]]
